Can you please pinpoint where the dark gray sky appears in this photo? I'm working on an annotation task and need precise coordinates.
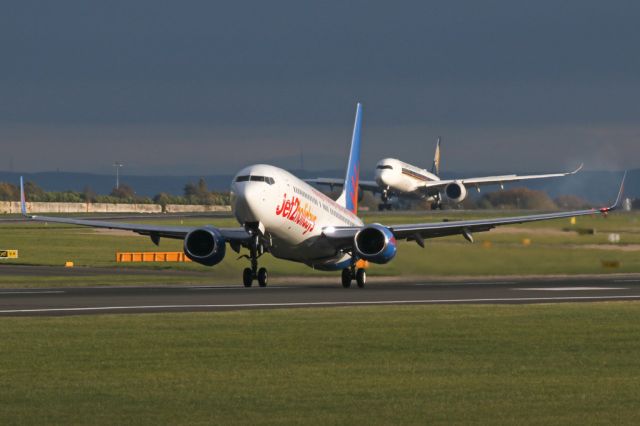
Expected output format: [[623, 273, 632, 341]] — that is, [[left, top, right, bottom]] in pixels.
[[2, 0, 639, 175]]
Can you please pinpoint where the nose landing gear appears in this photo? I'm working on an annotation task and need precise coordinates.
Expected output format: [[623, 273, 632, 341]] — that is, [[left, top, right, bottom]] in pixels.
[[430, 193, 443, 210], [242, 234, 268, 287], [378, 188, 393, 211]]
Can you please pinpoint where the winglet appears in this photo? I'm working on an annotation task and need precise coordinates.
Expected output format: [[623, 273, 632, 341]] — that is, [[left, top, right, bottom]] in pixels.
[[569, 163, 584, 175], [19, 176, 27, 216], [601, 171, 626, 213]]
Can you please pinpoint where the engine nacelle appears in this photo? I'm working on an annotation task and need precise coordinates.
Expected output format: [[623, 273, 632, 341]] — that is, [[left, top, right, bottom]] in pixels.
[[183, 227, 226, 266], [444, 181, 468, 203], [354, 224, 397, 264]]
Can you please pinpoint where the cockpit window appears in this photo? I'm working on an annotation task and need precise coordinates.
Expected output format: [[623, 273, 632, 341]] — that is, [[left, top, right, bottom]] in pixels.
[[376, 165, 393, 170], [236, 175, 275, 185]]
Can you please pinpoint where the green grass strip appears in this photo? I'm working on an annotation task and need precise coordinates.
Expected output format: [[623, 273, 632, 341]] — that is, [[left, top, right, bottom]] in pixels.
[[1, 303, 640, 424]]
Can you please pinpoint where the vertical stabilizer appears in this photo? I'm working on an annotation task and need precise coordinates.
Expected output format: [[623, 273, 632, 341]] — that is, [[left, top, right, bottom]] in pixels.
[[431, 137, 441, 175], [335, 103, 363, 214]]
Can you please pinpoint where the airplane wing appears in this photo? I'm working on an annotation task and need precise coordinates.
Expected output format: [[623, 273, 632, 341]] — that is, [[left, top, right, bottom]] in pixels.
[[305, 178, 381, 193], [24, 215, 250, 242], [322, 171, 625, 248], [423, 163, 583, 190], [18, 178, 251, 244]]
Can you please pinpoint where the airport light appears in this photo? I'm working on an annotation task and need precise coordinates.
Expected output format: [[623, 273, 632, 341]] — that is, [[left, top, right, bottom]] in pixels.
[[113, 162, 124, 189]]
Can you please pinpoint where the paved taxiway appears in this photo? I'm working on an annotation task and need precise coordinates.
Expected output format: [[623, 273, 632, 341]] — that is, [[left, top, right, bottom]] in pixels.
[[2, 274, 640, 316]]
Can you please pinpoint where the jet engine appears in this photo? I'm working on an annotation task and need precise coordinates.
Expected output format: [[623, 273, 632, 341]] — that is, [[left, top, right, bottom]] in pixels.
[[183, 227, 226, 266], [354, 224, 397, 264], [444, 181, 468, 203]]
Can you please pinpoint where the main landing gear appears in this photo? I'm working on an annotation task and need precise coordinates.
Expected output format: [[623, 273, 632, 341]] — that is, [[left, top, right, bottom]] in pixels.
[[341, 264, 366, 288], [242, 234, 267, 287]]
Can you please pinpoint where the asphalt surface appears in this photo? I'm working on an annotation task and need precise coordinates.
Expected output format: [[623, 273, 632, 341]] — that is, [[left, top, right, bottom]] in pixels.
[[2, 273, 640, 316]]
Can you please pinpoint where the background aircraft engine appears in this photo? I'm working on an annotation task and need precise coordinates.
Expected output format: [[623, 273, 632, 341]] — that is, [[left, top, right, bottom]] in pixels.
[[354, 224, 397, 264], [444, 181, 468, 203], [183, 227, 226, 266]]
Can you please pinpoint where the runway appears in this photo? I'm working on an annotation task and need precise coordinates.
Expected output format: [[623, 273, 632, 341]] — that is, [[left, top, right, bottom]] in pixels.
[[2, 275, 640, 316]]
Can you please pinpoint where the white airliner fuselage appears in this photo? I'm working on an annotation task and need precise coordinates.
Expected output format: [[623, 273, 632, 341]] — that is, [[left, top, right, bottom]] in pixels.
[[231, 164, 362, 270], [374, 158, 439, 198]]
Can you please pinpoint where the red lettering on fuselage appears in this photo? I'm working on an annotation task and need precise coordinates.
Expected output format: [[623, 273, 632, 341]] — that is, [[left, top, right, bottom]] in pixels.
[[275, 194, 317, 235]]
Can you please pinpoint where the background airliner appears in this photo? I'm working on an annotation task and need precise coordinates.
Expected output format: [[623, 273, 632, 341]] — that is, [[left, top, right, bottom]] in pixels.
[[20, 104, 623, 288], [309, 138, 583, 210]]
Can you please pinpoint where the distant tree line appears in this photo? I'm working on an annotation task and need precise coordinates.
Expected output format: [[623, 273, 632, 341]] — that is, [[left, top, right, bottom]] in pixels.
[[154, 178, 229, 207], [357, 187, 589, 211], [0, 179, 594, 210], [439, 187, 591, 210], [0, 178, 230, 206]]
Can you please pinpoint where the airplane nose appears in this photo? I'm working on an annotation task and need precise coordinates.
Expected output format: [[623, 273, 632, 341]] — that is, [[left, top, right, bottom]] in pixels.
[[376, 169, 393, 187], [233, 182, 266, 221]]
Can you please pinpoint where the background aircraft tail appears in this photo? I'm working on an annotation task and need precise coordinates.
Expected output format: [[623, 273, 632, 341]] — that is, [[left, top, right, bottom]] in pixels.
[[335, 103, 363, 214], [20, 176, 27, 215], [431, 137, 441, 175]]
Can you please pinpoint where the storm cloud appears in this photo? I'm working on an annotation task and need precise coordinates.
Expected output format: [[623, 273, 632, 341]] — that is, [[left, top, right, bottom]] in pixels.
[[2, 1, 639, 174]]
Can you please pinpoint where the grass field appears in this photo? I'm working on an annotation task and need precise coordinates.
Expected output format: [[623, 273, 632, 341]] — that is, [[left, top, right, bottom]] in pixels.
[[3, 213, 640, 424], [2, 303, 640, 425], [1, 211, 639, 286]]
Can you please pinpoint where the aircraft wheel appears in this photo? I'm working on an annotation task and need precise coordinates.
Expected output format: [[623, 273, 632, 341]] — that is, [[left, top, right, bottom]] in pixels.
[[356, 268, 366, 288], [257, 267, 268, 287], [341, 268, 352, 288], [378, 204, 385, 211], [243, 268, 253, 287]]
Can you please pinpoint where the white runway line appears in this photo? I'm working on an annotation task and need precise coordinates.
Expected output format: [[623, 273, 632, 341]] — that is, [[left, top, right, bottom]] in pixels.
[[188, 286, 287, 291], [0, 291, 65, 295], [514, 287, 627, 291], [615, 279, 640, 283], [416, 281, 517, 286], [2, 294, 640, 314]]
